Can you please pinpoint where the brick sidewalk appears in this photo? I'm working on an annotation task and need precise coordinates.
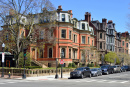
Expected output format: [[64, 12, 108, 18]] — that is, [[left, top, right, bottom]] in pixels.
[[0, 74, 22, 79]]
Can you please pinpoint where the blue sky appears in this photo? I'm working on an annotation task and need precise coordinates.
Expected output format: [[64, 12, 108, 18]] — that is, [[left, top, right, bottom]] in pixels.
[[50, 0, 130, 33]]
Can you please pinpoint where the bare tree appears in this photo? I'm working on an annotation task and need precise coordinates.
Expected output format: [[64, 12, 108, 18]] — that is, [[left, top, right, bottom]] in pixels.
[[0, 0, 56, 67], [82, 47, 100, 66]]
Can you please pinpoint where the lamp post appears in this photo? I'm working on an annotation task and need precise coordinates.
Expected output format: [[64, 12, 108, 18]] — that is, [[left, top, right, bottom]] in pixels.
[[22, 48, 27, 79], [55, 9, 60, 79], [61, 52, 64, 78], [55, 58, 58, 79], [1, 43, 5, 77]]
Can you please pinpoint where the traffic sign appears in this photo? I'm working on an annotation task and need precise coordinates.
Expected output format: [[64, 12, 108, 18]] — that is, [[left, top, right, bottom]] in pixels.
[[2, 53, 5, 63], [60, 59, 64, 64]]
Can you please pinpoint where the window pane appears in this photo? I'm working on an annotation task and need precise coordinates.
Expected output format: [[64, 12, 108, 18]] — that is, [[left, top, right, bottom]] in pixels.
[[100, 33, 102, 39], [69, 31, 71, 39], [62, 14, 65, 22], [82, 23, 85, 30], [69, 49, 71, 59], [49, 48, 52, 58], [82, 36, 85, 44], [61, 30, 66, 38], [61, 48, 65, 58], [100, 42, 102, 49], [88, 37, 89, 44], [40, 49, 43, 58]]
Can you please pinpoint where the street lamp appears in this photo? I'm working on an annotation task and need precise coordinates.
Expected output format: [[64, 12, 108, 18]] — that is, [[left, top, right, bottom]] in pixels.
[[55, 9, 60, 79], [55, 58, 59, 79], [22, 48, 27, 79], [61, 52, 64, 78], [1, 43, 5, 77]]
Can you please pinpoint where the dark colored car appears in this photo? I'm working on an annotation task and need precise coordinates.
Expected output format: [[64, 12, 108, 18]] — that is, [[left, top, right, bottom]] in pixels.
[[111, 65, 121, 73], [91, 68, 102, 77], [121, 66, 126, 72], [123, 65, 130, 71], [101, 65, 114, 75], [70, 67, 91, 79]]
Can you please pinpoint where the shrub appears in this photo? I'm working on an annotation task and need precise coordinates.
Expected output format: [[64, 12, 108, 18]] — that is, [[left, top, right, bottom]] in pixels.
[[72, 62, 76, 68], [87, 63, 91, 67], [68, 63, 72, 67], [18, 52, 31, 68], [96, 64, 100, 67], [91, 63, 94, 67], [58, 63, 61, 68]]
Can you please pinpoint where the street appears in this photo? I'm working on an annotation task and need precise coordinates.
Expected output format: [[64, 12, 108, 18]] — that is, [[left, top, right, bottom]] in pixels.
[[0, 71, 130, 87]]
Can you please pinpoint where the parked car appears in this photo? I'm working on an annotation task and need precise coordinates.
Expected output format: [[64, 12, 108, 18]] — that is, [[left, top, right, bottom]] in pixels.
[[123, 65, 130, 71], [91, 68, 102, 77], [101, 65, 114, 75], [111, 65, 121, 73], [70, 67, 91, 79], [121, 66, 126, 72]]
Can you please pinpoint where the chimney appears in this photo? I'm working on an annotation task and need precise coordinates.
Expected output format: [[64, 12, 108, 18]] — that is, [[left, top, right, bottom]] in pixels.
[[102, 18, 107, 24], [108, 20, 113, 23], [57, 5, 62, 11], [68, 10, 73, 17], [85, 12, 91, 24]]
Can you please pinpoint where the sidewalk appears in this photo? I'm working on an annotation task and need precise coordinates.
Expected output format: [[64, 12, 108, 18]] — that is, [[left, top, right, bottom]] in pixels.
[[0, 73, 70, 81]]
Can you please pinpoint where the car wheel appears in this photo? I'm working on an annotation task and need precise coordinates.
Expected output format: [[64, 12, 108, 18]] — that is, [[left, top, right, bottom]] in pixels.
[[89, 74, 91, 78], [100, 73, 102, 76], [81, 74, 84, 79], [106, 71, 109, 75], [111, 70, 114, 74], [96, 74, 98, 77]]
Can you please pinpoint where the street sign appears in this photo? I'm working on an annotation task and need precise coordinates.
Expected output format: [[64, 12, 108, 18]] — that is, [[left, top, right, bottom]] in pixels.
[[2, 53, 5, 63], [60, 59, 64, 64]]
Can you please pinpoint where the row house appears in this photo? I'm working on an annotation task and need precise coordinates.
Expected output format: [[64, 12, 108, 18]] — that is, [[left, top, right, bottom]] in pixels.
[[106, 20, 116, 52], [91, 18, 107, 57], [1, 6, 96, 67], [29, 6, 96, 67], [121, 31, 129, 54]]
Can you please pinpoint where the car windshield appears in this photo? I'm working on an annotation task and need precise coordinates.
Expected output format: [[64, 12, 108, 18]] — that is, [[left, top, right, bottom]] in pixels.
[[112, 66, 116, 68], [91, 69, 97, 71], [123, 66, 128, 68], [101, 66, 108, 68], [121, 67, 124, 69], [75, 68, 84, 71]]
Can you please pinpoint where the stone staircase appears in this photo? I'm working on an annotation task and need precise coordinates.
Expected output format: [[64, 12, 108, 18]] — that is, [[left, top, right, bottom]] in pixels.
[[31, 59, 48, 68]]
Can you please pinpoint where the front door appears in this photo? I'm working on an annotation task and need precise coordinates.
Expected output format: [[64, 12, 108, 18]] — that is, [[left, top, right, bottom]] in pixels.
[[6, 60, 10, 68]]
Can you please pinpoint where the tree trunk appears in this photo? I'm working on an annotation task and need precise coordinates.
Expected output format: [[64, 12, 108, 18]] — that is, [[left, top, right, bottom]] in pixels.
[[15, 55, 19, 68]]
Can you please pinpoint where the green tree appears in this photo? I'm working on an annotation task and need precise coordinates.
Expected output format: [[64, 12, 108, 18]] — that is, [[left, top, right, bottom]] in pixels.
[[104, 52, 119, 64], [18, 52, 31, 68]]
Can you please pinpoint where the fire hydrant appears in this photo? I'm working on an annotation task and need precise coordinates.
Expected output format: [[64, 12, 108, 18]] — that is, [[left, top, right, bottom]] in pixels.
[[8, 71, 11, 78]]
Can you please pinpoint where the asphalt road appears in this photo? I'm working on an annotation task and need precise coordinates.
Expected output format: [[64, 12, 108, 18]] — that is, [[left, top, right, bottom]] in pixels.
[[0, 71, 130, 87]]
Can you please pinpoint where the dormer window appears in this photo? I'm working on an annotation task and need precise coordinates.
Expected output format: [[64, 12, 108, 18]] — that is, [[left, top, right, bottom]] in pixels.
[[82, 23, 85, 30], [108, 25, 111, 28], [62, 14, 65, 22]]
